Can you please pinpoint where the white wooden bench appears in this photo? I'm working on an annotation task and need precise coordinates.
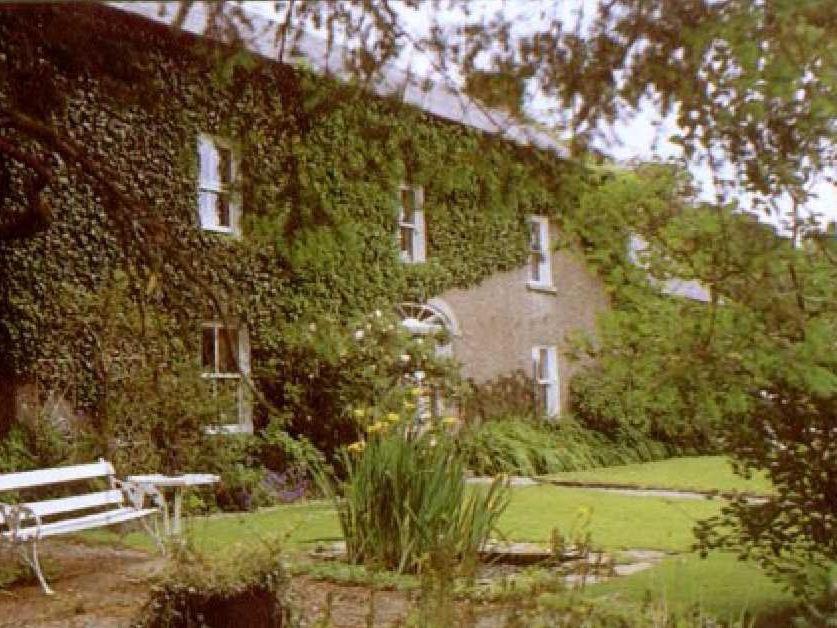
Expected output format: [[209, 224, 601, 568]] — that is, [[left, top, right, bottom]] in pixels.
[[0, 459, 163, 594]]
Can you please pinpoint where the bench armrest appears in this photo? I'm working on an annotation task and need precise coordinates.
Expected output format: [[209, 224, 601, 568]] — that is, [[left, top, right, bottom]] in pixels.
[[0, 501, 42, 542], [112, 479, 164, 510]]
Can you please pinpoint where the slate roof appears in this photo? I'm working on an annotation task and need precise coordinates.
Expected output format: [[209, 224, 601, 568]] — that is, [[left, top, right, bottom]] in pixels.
[[108, 2, 568, 158]]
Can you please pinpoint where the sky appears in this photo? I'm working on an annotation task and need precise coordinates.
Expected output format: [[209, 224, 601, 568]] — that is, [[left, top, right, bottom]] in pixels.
[[243, 0, 835, 230]]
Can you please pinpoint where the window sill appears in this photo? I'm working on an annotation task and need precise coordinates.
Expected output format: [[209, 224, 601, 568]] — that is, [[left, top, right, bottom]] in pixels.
[[526, 281, 557, 294], [201, 225, 241, 237], [205, 423, 252, 435]]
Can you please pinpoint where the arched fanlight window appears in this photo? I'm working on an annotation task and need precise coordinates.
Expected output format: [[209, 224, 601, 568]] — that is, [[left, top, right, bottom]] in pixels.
[[396, 300, 460, 423], [396, 299, 459, 357]]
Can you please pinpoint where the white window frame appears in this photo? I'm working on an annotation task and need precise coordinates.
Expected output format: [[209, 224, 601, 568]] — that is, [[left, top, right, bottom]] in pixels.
[[398, 184, 426, 263], [527, 215, 554, 291], [200, 322, 252, 433], [532, 345, 559, 419], [197, 133, 241, 236]]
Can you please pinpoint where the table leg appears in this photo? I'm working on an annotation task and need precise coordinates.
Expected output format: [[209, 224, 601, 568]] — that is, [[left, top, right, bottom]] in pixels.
[[161, 489, 171, 537], [173, 487, 183, 535]]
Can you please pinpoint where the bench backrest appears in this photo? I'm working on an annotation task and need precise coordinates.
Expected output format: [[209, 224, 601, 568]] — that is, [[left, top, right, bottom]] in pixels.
[[0, 459, 124, 526], [0, 460, 115, 493]]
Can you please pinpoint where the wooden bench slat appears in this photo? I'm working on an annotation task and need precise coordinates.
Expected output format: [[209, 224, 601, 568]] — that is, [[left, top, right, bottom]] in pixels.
[[0, 461, 115, 492], [2, 507, 157, 542], [0, 490, 125, 525]]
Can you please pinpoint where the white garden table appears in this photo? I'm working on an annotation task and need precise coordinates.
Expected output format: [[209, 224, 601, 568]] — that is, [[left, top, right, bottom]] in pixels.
[[124, 473, 219, 536]]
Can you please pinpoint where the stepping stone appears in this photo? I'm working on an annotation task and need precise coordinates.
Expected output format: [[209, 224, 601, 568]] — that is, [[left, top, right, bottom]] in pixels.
[[613, 562, 655, 576]]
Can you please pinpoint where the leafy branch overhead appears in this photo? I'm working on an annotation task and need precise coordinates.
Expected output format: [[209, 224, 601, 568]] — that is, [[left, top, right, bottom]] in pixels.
[[213, 0, 833, 216]]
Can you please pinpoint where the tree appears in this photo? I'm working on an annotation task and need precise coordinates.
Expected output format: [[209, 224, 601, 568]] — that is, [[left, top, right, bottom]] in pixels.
[[570, 194, 836, 596]]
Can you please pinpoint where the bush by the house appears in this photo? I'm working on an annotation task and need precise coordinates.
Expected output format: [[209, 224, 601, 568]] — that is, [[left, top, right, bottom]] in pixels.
[[458, 416, 676, 477], [267, 309, 463, 457]]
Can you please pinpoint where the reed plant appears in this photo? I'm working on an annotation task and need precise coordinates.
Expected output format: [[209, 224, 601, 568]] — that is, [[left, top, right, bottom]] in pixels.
[[322, 418, 509, 575], [459, 416, 675, 476]]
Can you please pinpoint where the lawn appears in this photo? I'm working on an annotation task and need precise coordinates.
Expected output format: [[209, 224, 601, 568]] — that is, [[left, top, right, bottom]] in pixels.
[[81, 500, 341, 554], [83, 484, 720, 554], [75, 465, 796, 623], [499, 485, 720, 552], [543, 455, 772, 495], [587, 552, 794, 626]]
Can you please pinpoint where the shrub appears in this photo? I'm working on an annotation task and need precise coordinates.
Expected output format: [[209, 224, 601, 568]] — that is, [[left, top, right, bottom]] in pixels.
[[0, 413, 98, 477], [263, 309, 463, 457], [103, 358, 274, 512], [0, 426, 31, 473], [136, 542, 296, 628], [459, 416, 676, 476], [321, 417, 509, 575]]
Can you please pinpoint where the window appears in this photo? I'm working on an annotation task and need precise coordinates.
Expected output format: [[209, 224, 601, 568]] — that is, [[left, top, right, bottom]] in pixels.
[[201, 322, 252, 432], [198, 134, 241, 235], [398, 185, 426, 263], [532, 345, 559, 419], [396, 301, 459, 425], [397, 300, 458, 358], [528, 215, 553, 289]]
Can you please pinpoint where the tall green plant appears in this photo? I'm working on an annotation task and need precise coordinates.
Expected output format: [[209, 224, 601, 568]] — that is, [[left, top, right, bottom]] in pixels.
[[459, 417, 675, 477], [322, 419, 509, 575]]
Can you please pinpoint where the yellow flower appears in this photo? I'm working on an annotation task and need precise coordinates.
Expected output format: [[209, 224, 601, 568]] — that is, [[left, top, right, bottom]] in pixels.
[[352, 408, 366, 420], [366, 421, 386, 434], [347, 441, 366, 454], [577, 505, 593, 518], [403, 401, 416, 410], [409, 386, 422, 397], [441, 416, 459, 427], [386, 412, 400, 423]]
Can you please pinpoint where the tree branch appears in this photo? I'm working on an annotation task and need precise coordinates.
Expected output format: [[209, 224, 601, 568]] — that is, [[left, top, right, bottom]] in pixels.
[[0, 135, 53, 240]]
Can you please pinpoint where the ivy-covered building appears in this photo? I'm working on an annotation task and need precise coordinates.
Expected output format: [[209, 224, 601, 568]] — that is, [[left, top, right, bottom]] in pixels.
[[0, 2, 611, 440]]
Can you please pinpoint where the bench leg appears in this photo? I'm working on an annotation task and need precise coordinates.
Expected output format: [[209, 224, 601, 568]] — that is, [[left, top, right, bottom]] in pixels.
[[139, 514, 166, 555], [19, 540, 53, 595]]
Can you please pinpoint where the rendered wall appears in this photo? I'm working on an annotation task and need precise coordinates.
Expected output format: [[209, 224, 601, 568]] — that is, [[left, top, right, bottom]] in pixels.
[[440, 225, 609, 414]]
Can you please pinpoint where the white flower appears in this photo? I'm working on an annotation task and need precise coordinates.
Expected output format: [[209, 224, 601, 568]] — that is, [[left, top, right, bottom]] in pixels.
[[400, 354, 411, 363], [354, 329, 365, 340], [374, 309, 382, 318]]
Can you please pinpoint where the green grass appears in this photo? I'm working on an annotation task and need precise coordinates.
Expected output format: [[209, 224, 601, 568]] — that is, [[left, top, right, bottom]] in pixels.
[[543, 456, 772, 495], [587, 552, 794, 626], [81, 485, 719, 555], [498, 485, 720, 552], [80, 458, 769, 557], [68, 482, 803, 623], [80, 500, 342, 555]]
